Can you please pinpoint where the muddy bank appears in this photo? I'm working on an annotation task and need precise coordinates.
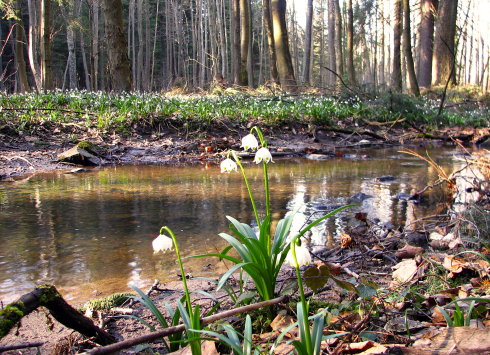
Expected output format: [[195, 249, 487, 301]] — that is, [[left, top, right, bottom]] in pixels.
[[3, 119, 486, 180]]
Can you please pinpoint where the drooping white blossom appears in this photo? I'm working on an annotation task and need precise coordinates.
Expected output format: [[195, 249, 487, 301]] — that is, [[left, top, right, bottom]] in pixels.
[[241, 134, 259, 151], [220, 158, 238, 173], [254, 148, 274, 164], [152, 234, 173, 253], [286, 243, 311, 267]]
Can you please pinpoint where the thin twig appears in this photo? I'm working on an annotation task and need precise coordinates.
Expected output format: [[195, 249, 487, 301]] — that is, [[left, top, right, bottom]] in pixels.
[[0, 342, 44, 352]]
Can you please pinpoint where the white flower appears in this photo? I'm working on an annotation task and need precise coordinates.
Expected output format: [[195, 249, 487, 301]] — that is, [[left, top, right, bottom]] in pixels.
[[152, 234, 173, 253], [254, 148, 274, 164], [220, 158, 238, 173], [286, 243, 311, 267], [241, 134, 259, 151]]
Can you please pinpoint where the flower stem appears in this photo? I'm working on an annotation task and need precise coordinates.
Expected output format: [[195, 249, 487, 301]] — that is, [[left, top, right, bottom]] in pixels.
[[232, 151, 261, 228], [263, 161, 271, 254], [164, 226, 193, 317], [292, 238, 313, 355]]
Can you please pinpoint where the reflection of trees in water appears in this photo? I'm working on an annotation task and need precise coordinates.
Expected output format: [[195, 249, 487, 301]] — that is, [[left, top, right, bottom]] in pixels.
[[0, 147, 468, 302]]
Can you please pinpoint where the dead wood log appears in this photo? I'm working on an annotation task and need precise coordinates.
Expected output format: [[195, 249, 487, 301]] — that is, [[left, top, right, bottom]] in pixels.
[[0, 285, 115, 345]]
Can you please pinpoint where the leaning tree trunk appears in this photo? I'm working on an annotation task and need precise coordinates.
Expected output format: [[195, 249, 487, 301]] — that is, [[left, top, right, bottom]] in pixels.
[[271, 0, 296, 93], [403, 0, 420, 96], [15, 0, 31, 93], [302, 0, 313, 85], [392, 0, 403, 92], [432, 0, 457, 86], [0, 285, 115, 345], [102, 0, 133, 92], [418, 0, 437, 88]]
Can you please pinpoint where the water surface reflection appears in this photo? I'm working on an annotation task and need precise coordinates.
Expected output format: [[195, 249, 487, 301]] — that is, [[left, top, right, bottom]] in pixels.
[[0, 146, 470, 303]]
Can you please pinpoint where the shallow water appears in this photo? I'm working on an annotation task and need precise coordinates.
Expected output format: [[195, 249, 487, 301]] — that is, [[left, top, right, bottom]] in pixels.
[[0, 145, 475, 303]]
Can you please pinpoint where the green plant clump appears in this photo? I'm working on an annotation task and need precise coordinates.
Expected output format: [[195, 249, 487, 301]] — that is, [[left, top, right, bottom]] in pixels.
[[79, 292, 134, 313], [0, 302, 25, 338]]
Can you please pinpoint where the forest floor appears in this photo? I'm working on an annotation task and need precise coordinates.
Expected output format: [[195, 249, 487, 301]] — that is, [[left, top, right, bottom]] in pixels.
[[2, 118, 490, 355]]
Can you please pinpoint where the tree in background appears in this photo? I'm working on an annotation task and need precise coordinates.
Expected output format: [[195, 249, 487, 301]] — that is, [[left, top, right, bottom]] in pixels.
[[418, 0, 437, 88], [102, 0, 132, 91], [347, 0, 355, 85], [391, 0, 402, 91], [302, 0, 313, 85], [403, 0, 419, 96], [432, 0, 458, 86]]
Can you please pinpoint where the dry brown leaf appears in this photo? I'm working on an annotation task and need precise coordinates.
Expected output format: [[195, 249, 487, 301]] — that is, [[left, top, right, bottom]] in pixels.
[[357, 343, 388, 354], [391, 259, 418, 285], [270, 315, 297, 338], [342, 341, 374, 353], [273, 343, 296, 355], [340, 233, 352, 249], [432, 306, 451, 324], [443, 255, 468, 277], [395, 245, 425, 259]]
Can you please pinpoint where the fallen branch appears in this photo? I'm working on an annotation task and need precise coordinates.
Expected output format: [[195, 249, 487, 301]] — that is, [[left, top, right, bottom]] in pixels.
[[81, 295, 289, 355], [1, 285, 115, 346], [0, 342, 44, 352]]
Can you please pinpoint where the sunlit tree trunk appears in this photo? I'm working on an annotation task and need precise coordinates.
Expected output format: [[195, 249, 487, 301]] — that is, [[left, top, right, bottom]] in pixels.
[[418, 0, 437, 88], [40, 0, 52, 90], [347, 0, 355, 85], [271, 0, 296, 92], [328, 0, 336, 86], [80, 32, 91, 91], [240, 0, 250, 85], [91, 0, 99, 91], [233, 0, 241, 85], [144, 0, 150, 90], [302, 0, 313, 84], [380, 0, 385, 85], [403, 0, 419, 96], [216, 0, 227, 79], [15, 0, 30, 93], [136, 0, 142, 90], [27, 0, 41, 91], [102, 0, 132, 92], [432, 0, 457, 86], [392, 0, 402, 91], [263, 0, 278, 83], [334, 0, 343, 78]]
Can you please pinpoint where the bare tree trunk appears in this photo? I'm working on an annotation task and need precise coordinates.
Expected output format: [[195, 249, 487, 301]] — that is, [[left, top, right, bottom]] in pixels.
[[392, 0, 402, 91], [80, 32, 91, 90], [418, 0, 436, 88], [328, 0, 336, 86], [247, 0, 253, 87], [271, 0, 296, 92], [91, 0, 99, 91], [67, 25, 77, 90], [334, 0, 343, 78], [240, 0, 250, 85], [263, 0, 278, 83], [40, 0, 52, 90], [144, 0, 150, 90], [27, 0, 41, 91], [320, 0, 326, 86], [432, 0, 457, 86], [129, 0, 135, 87], [216, 0, 227, 79], [347, 0, 355, 85], [102, 0, 133, 92], [150, 0, 160, 90], [258, 12, 265, 85], [15, 0, 30, 93], [302, 0, 313, 84], [403, 0, 419, 96], [233, 0, 241, 85], [136, 0, 143, 90]]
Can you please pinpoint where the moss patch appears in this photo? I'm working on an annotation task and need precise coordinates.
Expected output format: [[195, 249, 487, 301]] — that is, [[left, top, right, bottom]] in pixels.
[[38, 285, 61, 304], [79, 292, 134, 313], [0, 302, 25, 338]]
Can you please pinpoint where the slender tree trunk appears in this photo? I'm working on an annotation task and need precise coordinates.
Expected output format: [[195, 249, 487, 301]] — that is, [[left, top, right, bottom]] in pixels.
[[27, 0, 41, 91], [0, 23, 4, 90], [40, 0, 52, 90], [233, 0, 241, 85], [80, 32, 91, 90], [380, 0, 385, 85], [271, 0, 296, 92], [144, 0, 150, 90], [392, 0, 402, 91], [347, 0, 355, 85], [302, 0, 313, 84], [320, 0, 326, 86], [150, 0, 160, 90], [216, 0, 227, 79], [258, 12, 265, 85], [102, 0, 132, 92], [66, 24, 77, 90], [263, 0, 278, 84], [403, 0, 419, 96], [328, 0, 336, 86], [432, 0, 457, 86], [91, 0, 99, 91], [418, 0, 436, 88], [334, 0, 343, 78], [136, 0, 143, 90], [240, 0, 250, 85], [247, 0, 253, 87], [15, 0, 30, 93]]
